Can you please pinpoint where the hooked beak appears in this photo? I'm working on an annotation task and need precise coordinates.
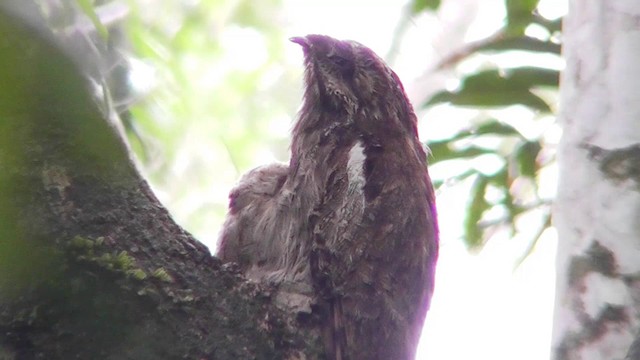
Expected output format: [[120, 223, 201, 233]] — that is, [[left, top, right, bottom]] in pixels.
[[290, 36, 310, 50]]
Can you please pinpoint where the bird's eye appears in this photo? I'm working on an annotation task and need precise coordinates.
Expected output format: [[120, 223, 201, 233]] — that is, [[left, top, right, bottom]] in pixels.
[[328, 55, 348, 67], [327, 55, 354, 76]]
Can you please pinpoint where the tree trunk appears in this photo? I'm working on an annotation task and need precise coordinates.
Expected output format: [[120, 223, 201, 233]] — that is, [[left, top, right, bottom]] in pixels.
[[553, 1, 640, 359], [0, 5, 318, 359]]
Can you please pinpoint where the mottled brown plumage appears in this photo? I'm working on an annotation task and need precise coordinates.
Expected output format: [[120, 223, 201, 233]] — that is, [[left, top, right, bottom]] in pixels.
[[217, 34, 438, 360], [217, 163, 288, 280]]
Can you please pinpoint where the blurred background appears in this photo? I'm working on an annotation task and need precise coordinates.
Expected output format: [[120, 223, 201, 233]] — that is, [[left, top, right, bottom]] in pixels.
[[37, 0, 567, 358]]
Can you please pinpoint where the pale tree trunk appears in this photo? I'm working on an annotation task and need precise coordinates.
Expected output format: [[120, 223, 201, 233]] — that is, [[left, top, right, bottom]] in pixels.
[[553, 1, 640, 359]]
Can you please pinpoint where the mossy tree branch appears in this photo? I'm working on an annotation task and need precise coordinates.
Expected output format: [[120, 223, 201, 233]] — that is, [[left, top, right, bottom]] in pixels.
[[0, 6, 316, 359]]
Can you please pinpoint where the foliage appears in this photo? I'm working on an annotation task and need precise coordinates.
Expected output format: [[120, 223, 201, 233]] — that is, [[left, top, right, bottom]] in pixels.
[[411, 0, 560, 250], [411, 0, 441, 14], [120, 0, 295, 246]]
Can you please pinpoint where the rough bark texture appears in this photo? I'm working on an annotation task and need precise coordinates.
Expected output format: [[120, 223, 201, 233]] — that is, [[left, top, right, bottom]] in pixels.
[[0, 7, 318, 360], [553, 1, 640, 359]]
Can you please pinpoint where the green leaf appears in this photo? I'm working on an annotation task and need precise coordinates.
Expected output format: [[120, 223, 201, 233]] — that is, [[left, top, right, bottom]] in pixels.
[[532, 14, 562, 33], [504, 0, 539, 35], [428, 142, 492, 163], [508, 67, 560, 88], [232, 0, 283, 30], [427, 120, 525, 168], [478, 36, 561, 55], [515, 141, 542, 178], [75, 0, 109, 40], [462, 67, 559, 91], [411, 0, 442, 14], [488, 167, 518, 234], [472, 121, 522, 137], [425, 67, 558, 112], [428, 89, 550, 112], [464, 175, 490, 248], [455, 120, 523, 139], [427, 120, 522, 164]]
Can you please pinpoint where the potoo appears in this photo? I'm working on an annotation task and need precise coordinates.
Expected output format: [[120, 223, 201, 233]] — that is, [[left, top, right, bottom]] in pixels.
[[217, 34, 439, 360]]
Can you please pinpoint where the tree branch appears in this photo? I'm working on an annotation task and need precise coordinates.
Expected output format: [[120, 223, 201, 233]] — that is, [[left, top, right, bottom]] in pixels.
[[0, 6, 317, 359]]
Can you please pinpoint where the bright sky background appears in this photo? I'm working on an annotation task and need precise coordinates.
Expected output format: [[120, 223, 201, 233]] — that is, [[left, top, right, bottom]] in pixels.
[[274, 0, 567, 359]]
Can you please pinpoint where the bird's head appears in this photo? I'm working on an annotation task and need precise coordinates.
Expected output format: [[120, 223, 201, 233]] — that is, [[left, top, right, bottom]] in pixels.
[[291, 34, 418, 138]]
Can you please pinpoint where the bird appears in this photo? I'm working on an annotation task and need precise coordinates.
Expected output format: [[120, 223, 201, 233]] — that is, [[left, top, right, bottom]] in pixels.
[[217, 34, 439, 360], [216, 163, 289, 279]]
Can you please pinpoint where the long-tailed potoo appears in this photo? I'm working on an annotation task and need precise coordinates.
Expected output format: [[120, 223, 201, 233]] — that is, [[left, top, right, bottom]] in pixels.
[[217, 34, 438, 360]]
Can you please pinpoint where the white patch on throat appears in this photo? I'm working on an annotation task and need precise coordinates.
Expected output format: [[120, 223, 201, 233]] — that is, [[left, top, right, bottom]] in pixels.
[[347, 141, 367, 192]]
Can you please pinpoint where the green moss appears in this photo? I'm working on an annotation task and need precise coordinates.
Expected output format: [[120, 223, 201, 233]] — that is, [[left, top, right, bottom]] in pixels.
[[69, 235, 101, 249], [151, 268, 173, 283], [67, 236, 145, 278], [127, 268, 148, 280]]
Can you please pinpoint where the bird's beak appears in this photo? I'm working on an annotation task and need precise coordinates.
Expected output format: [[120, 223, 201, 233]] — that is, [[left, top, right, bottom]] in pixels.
[[290, 36, 310, 50]]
